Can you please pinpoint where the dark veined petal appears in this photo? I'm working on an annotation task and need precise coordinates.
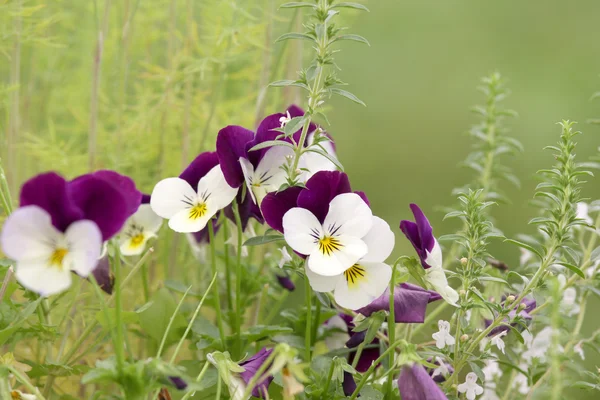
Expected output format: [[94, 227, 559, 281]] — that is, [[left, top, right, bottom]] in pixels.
[[85, 170, 142, 217], [398, 364, 448, 400], [91, 255, 114, 295], [260, 186, 302, 232], [400, 204, 436, 269], [239, 348, 274, 398], [357, 283, 442, 323], [247, 113, 286, 166], [179, 151, 220, 191], [168, 376, 187, 390], [296, 171, 352, 223], [19, 172, 83, 232], [216, 125, 255, 188]]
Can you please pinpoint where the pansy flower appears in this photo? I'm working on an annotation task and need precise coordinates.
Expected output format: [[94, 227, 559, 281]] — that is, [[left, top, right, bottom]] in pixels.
[[1, 171, 140, 296], [305, 216, 393, 309], [400, 204, 459, 306], [357, 283, 442, 323], [151, 152, 238, 233], [119, 195, 162, 256], [397, 364, 448, 400]]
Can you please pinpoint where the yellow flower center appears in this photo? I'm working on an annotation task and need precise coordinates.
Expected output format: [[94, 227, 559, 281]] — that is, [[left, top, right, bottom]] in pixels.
[[130, 233, 145, 247], [318, 236, 342, 256], [11, 391, 20, 400], [189, 203, 208, 220], [344, 264, 366, 288], [49, 248, 68, 268]]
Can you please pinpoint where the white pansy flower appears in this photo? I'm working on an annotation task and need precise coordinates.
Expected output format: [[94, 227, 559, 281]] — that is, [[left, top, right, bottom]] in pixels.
[[283, 193, 372, 276], [432, 320, 455, 349], [240, 146, 293, 206], [151, 166, 238, 233], [118, 204, 162, 256], [490, 331, 507, 354], [305, 216, 393, 310], [457, 372, 484, 400], [1, 206, 102, 296]]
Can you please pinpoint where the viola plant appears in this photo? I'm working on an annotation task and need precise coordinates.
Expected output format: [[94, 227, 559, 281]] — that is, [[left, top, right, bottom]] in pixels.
[[2, 1, 600, 400]]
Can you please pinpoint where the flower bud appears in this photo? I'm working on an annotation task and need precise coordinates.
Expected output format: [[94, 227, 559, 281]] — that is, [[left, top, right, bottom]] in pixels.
[[460, 334, 469, 342], [459, 289, 466, 297], [460, 257, 468, 266], [517, 302, 527, 311], [506, 295, 516, 303]]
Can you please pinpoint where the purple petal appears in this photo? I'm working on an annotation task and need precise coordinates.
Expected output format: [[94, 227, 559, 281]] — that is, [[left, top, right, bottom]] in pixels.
[[276, 274, 295, 291], [239, 348, 274, 398], [19, 172, 83, 232], [216, 125, 255, 188], [398, 364, 448, 400], [357, 283, 442, 323], [224, 191, 264, 232], [179, 152, 220, 191], [346, 330, 367, 349], [141, 193, 151, 204], [410, 203, 435, 253], [84, 170, 142, 217], [353, 346, 380, 373], [91, 255, 113, 295], [354, 191, 370, 207], [342, 371, 357, 396], [68, 175, 130, 241], [168, 376, 187, 390], [247, 113, 286, 166], [296, 171, 353, 223], [486, 296, 536, 336], [260, 186, 302, 232]]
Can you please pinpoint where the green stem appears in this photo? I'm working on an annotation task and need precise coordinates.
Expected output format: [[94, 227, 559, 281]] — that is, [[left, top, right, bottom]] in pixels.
[[8, 366, 46, 400], [385, 264, 397, 398], [208, 221, 227, 348], [156, 286, 192, 358], [223, 219, 234, 312], [180, 362, 211, 400], [113, 249, 125, 371], [322, 358, 336, 395], [304, 272, 312, 362], [232, 199, 245, 357]]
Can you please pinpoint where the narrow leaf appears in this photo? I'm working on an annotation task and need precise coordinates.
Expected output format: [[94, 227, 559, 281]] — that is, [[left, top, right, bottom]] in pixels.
[[276, 32, 315, 43], [332, 34, 370, 46], [331, 2, 370, 11], [504, 239, 543, 260], [329, 87, 366, 106], [243, 234, 285, 247], [248, 140, 295, 152]]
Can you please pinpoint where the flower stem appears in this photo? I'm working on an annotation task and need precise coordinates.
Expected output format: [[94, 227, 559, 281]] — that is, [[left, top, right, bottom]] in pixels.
[[232, 199, 245, 358], [113, 249, 125, 371], [208, 220, 227, 348], [322, 357, 336, 395], [222, 219, 234, 312], [180, 362, 211, 400], [304, 271, 312, 363], [385, 264, 397, 398], [8, 366, 46, 400]]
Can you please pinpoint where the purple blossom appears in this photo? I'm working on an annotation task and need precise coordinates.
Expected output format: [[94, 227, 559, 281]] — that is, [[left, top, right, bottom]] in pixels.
[[342, 371, 357, 396], [168, 376, 187, 390], [92, 255, 114, 295], [239, 347, 274, 398], [357, 283, 442, 323], [399, 204, 436, 269], [398, 364, 448, 400], [276, 274, 295, 291], [427, 357, 454, 383], [485, 296, 537, 336]]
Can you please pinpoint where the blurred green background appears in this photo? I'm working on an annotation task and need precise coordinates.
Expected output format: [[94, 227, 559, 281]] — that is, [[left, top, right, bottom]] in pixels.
[[3, 0, 600, 397]]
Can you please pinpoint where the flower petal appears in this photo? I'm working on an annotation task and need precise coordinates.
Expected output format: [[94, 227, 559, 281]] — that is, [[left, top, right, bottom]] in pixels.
[[216, 125, 255, 188], [297, 171, 352, 223], [361, 216, 395, 263], [150, 178, 197, 219], [282, 208, 322, 255], [323, 193, 372, 238], [426, 267, 459, 306], [254, 145, 293, 192], [64, 220, 102, 277], [131, 204, 163, 233], [305, 265, 339, 292], [85, 170, 142, 217], [200, 165, 239, 211], [168, 208, 212, 233], [1, 206, 59, 261], [308, 235, 368, 276], [92, 256, 113, 294], [179, 151, 220, 190], [333, 262, 391, 310], [15, 259, 73, 297], [261, 186, 302, 232], [398, 364, 448, 400], [248, 113, 288, 166]]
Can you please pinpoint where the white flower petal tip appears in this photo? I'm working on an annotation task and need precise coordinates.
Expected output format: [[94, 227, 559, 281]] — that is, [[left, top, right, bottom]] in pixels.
[[490, 331, 507, 355], [457, 372, 484, 400], [1, 206, 102, 297], [425, 266, 458, 306], [150, 167, 238, 233]]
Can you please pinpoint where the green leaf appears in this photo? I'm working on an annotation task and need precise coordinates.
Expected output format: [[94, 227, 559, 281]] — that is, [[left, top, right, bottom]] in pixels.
[[478, 276, 509, 285], [331, 2, 370, 12], [95, 309, 139, 330], [303, 147, 344, 171], [243, 234, 285, 246], [0, 298, 42, 345], [242, 325, 293, 342], [328, 87, 366, 106], [503, 239, 543, 260], [269, 80, 309, 90], [0, 258, 14, 267], [280, 2, 316, 8], [283, 116, 306, 136], [138, 288, 187, 346], [248, 140, 295, 152], [359, 386, 384, 400], [558, 262, 585, 278], [276, 32, 315, 43], [570, 381, 600, 390], [332, 34, 370, 46]]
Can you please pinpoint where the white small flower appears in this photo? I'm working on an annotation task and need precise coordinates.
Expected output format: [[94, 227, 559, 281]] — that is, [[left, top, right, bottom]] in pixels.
[[522, 327, 562, 363], [490, 331, 507, 354], [431, 356, 451, 380], [279, 110, 292, 128], [520, 248, 533, 266], [576, 202, 593, 225], [457, 372, 484, 400], [574, 341, 585, 360], [512, 369, 529, 394], [118, 204, 162, 256], [482, 358, 502, 381], [151, 166, 238, 233], [561, 287, 580, 316], [432, 320, 455, 349], [278, 246, 293, 268], [521, 330, 533, 350]]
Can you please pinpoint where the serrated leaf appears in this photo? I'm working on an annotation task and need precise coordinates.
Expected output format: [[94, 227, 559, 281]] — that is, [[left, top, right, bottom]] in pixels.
[[276, 32, 315, 43], [332, 34, 370, 46], [328, 87, 366, 106], [0, 298, 42, 345], [243, 234, 285, 246]]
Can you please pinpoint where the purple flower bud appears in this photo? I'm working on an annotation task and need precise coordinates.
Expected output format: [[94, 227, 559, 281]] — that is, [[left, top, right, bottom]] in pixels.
[[342, 371, 357, 396], [239, 348, 274, 398], [92, 255, 113, 295], [276, 274, 295, 291], [168, 376, 187, 390], [400, 204, 437, 269], [398, 364, 448, 400]]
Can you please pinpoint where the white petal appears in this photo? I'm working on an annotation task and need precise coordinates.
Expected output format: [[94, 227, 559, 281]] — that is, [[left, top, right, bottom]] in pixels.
[[333, 261, 392, 310], [64, 220, 102, 276], [150, 178, 197, 218], [239, 157, 258, 205], [15, 259, 72, 296], [168, 208, 212, 233], [1, 206, 59, 261], [424, 240, 443, 269], [200, 165, 239, 211], [323, 193, 372, 238], [426, 266, 458, 306], [282, 208, 322, 255], [302, 134, 338, 179], [254, 146, 293, 190], [120, 234, 150, 256], [308, 235, 368, 276], [361, 216, 395, 263], [305, 264, 339, 292], [130, 204, 163, 233]]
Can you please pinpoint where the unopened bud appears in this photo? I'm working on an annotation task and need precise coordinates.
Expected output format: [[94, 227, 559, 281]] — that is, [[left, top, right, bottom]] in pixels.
[[459, 289, 466, 297], [295, 169, 302, 175], [517, 302, 527, 311], [460, 257, 468, 266], [460, 334, 469, 342], [451, 384, 457, 391], [506, 295, 516, 303]]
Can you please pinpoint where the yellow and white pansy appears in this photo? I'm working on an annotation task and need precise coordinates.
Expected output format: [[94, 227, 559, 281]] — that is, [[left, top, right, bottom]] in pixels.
[[239, 145, 292, 206], [282, 193, 373, 276], [304, 216, 394, 310], [118, 204, 162, 256], [150, 165, 238, 233]]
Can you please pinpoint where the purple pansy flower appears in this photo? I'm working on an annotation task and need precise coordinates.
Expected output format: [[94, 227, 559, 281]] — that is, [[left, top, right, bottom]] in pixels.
[[485, 296, 536, 336], [357, 283, 442, 323], [398, 364, 448, 400], [276, 274, 295, 291], [400, 204, 459, 306], [238, 348, 274, 398], [150, 152, 238, 233]]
